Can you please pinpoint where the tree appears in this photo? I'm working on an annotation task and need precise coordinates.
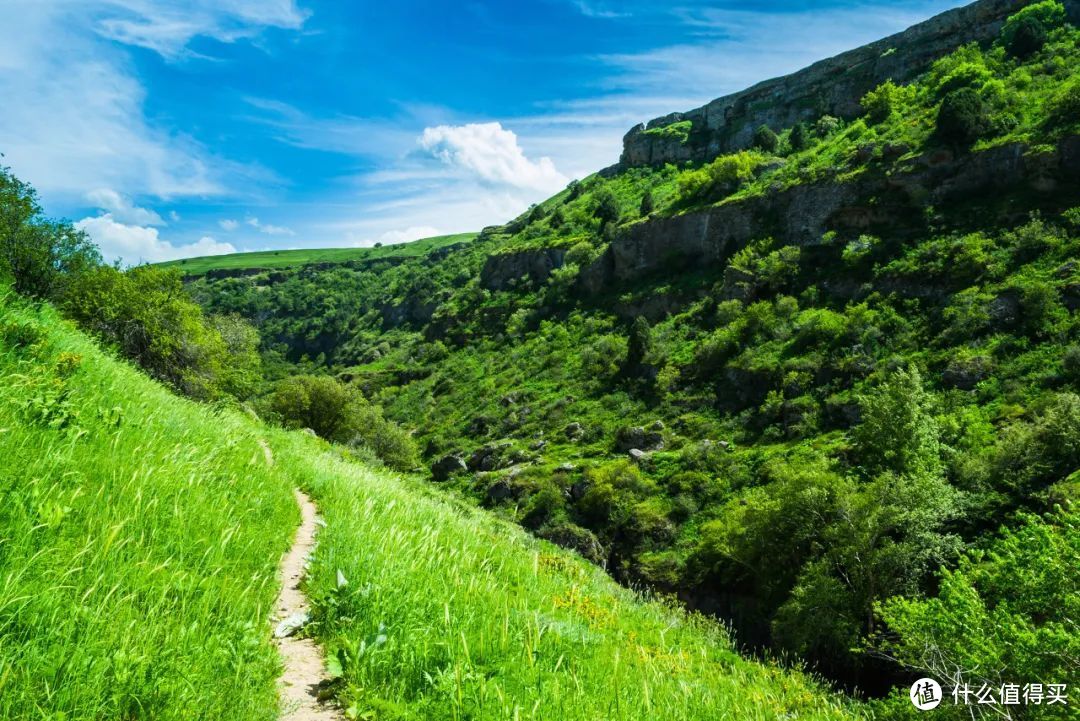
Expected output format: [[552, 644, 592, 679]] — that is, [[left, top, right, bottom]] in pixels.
[[639, 189, 655, 217], [852, 366, 942, 479], [1006, 14, 1049, 58], [592, 188, 621, 229], [1001, 0, 1065, 56], [266, 375, 418, 470], [861, 80, 916, 124], [753, 124, 779, 153], [209, 313, 262, 399], [789, 122, 810, 152], [936, 88, 991, 145], [0, 168, 100, 299], [625, 316, 653, 371]]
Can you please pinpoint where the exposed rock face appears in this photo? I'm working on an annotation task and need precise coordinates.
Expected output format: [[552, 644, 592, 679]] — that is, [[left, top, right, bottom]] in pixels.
[[581, 136, 1080, 294], [620, 0, 1080, 169], [480, 248, 566, 291]]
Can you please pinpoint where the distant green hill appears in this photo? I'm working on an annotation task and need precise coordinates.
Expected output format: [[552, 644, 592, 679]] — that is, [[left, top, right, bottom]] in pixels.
[[159, 232, 477, 275]]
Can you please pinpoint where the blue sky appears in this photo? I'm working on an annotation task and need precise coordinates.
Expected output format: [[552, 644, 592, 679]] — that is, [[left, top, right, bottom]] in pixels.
[[0, 0, 967, 263]]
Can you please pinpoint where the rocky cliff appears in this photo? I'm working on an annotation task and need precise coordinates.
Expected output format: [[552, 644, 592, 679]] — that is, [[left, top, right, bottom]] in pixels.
[[584, 135, 1080, 295], [620, 0, 1080, 168]]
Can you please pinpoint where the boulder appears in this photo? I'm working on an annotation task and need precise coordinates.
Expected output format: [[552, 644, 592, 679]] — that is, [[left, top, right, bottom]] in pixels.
[[431, 454, 467, 481], [564, 422, 585, 441]]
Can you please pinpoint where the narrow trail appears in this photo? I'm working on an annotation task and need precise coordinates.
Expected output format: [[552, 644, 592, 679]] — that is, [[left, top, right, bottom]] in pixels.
[[263, 440, 344, 721]]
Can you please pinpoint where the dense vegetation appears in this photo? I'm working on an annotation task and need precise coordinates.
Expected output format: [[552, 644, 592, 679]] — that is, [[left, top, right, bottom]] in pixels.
[[181, 4, 1080, 711], [0, 289, 861, 720]]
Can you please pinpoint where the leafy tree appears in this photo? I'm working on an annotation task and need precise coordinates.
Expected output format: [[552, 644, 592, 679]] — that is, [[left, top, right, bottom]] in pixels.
[[266, 374, 418, 470], [592, 188, 621, 229], [209, 313, 262, 399], [852, 366, 942, 479], [876, 510, 1078, 719], [936, 88, 992, 145], [1001, 0, 1065, 56], [789, 122, 810, 152], [0, 167, 100, 299], [639, 189, 655, 216], [61, 265, 230, 400], [752, 124, 779, 153], [861, 80, 917, 124]]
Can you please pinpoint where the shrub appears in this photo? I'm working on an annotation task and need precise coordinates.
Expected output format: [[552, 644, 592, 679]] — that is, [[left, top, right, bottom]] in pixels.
[[753, 125, 779, 153], [1047, 76, 1080, 129], [60, 265, 234, 400], [788, 122, 810, 152], [861, 80, 916, 124], [1001, 0, 1066, 55], [592, 188, 621, 228], [936, 87, 992, 144], [815, 115, 841, 137], [0, 167, 101, 299], [639, 189, 655, 216], [267, 374, 418, 470]]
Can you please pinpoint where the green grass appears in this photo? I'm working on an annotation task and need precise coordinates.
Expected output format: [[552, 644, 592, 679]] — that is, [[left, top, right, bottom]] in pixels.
[[0, 291, 297, 720], [0, 288, 864, 720], [158, 233, 478, 276], [270, 428, 865, 721]]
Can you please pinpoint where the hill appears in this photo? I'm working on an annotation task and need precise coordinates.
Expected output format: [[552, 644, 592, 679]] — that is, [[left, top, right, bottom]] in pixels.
[[158, 233, 478, 277], [183, 0, 1080, 704], [0, 289, 861, 719]]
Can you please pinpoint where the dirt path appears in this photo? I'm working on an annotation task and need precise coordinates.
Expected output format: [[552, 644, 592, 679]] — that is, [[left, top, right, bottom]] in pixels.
[[266, 437, 343, 720]]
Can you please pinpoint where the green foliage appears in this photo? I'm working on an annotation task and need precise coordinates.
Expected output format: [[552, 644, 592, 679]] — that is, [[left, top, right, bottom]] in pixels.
[[861, 80, 917, 124], [643, 120, 692, 143], [676, 150, 768, 202], [60, 265, 251, 400], [789, 122, 810, 151], [0, 167, 100, 298], [753, 124, 779, 152], [0, 294, 297, 720], [640, 188, 655, 216], [876, 510, 1078, 719], [592, 187, 621, 228], [936, 87, 992, 144], [1001, 1, 1066, 58], [852, 366, 942, 479], [266, 374, 418, 470]]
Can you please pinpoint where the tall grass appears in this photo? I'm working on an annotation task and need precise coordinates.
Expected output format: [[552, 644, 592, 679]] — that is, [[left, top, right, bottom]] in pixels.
[[272, 430, 866, 721], [0, 293, 297, 720]]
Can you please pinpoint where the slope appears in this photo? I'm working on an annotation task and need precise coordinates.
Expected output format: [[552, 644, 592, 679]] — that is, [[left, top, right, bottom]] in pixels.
[[159, 233, 477, 278], [184, 0, 1080, 697], [0, 291, 863, 719]]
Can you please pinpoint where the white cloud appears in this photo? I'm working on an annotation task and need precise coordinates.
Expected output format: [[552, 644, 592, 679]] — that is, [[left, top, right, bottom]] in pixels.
[[418, 122, 568, 193], [219, 218, 240, 231], [91, 0, 308, 61], [0, 1, 301, 206], [76, 213, 236, 264], [349, 225, 443, 248], [86, 188, 165, 226], [246, 216, 295, 236]]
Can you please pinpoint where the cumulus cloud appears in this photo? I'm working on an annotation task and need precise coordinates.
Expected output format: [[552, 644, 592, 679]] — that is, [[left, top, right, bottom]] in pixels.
[[246, 216, 295, 236], [418, 122, 567, 192], [76, 214, 236, 264], [86, 188, 165, 226], [219, 218, 240, 231], [346, 225, 443, 248]]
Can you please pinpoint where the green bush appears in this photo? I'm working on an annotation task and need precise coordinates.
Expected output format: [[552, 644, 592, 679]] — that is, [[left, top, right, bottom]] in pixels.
[[0, 167, 100, 299], [266, 374, 418, 470], [861, 80, 916, 124], [936, 87, 992, 144], [1001, 0, 1066, 56], [753, 124, 779, 152]]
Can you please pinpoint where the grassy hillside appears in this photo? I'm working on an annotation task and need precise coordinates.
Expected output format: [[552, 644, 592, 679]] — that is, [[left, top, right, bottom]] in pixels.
[[185, 2, 1080, 699], [160, 233, 477, 276], [0, 291, 298, 719], [0, 288, 862, 719]]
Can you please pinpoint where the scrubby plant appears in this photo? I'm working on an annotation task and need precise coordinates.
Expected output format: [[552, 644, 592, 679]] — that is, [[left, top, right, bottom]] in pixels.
[[936, 87, 992, 144], [753, 124, 779, 152]]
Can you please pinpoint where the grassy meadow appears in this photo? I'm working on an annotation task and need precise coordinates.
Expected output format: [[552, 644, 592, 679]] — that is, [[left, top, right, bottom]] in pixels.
[[270, 428, 864, 721], [160, 233, 478, 276], [0, 291, 298, 720]]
